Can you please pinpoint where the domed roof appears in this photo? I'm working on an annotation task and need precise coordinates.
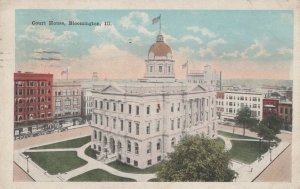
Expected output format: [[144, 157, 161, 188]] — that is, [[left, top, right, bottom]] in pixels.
[[148, 34, 172, 57]]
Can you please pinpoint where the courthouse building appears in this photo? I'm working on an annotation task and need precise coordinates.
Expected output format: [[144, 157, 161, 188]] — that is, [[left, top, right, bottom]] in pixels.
[[90, 33, 218, 168]]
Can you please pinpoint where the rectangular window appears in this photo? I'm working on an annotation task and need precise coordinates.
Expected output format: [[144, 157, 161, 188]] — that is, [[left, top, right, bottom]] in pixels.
[[156, 104, 160, 113], [147, 160, 152, 166], [121, 104, 124, 112], [171, 103, 174, 112], [127, 157, 130, 163], [113, 103, 116, 111], [156, 120, 160, 132], [147, 106, 150, 114], [106, 117, 109, 127], [285, 108, 288, 114], [100, 101, 103, 109], [177, 118, 180, 128], [106, 102, 109, 110], [128, 121, 132, 133], [178, 103, 180, 112], [113, 118, 116, 129], [157, 156, 161, 162], [136, 106, 139, 115], [134, 160, 138, 166], [159, 66, 162, 72], [136, 123, 139, 135], [120, 120, 124, 131], [171, 120, 174, 130], [147, 123, 150, 134], [129, 105, 132, 114]]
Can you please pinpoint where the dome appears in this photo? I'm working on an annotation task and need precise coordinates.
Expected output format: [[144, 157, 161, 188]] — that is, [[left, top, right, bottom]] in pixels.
[[148, 34, 172, 58]]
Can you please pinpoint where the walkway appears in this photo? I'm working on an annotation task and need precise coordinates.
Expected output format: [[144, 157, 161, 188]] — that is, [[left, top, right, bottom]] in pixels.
[[217, 131, 291, 182], [16, 142, 156, 182]]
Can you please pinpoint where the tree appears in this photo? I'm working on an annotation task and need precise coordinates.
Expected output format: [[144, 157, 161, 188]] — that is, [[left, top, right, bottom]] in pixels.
[[252, 113, 282, 142], [234, 107, 259, 136], [156, 135, 237, 182], [252, 114, 282, 160]]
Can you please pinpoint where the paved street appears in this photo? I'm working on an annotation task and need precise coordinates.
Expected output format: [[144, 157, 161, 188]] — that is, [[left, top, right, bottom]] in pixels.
[[254, 145, 291, 182], [13, 162, 34, 182]]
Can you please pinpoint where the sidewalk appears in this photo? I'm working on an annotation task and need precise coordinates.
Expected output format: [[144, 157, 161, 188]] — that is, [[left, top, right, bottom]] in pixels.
[[226, 139, 290, 182], [15, 142, 157, 182]]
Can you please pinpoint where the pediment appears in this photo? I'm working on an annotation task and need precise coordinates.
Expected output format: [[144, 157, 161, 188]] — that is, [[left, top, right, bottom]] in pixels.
[[188, 85, 207, 92], [101, 84, 125, 94]]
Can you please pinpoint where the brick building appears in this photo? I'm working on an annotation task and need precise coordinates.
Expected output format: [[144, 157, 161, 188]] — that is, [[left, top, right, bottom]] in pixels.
[[262, 98, 279, 119], [14, 72, 54, 137], [53, 81, 82, 125], [278, 101, 292, 126]]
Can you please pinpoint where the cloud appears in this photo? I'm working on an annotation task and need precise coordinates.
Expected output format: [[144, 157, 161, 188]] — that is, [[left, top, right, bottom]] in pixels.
[[19, 25, 78, 44], [277, 47, 293, 55], [31, 48, 64, 61], [55, 31, 78, 42], [94, 24, 126, 42], [241, 40, 270, 58], [20, 25, 56, 44], [187, 26, 216, 38], [67, 44, 145, 79], [199, 38, 226, 57], [180, 35, 202, 44], [120, 11, 155, 36], [220, 51, 240, 58]]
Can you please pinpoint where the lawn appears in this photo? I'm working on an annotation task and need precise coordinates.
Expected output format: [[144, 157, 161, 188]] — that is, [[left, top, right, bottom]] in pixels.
[[229, 140, 270, 164], [30, 136, 91, 149], [23, 151, 88, 175], [68, 169, 136, 182], [84, 146, 98, 159], [218, 130, 257, 140], [107, 160, 161, 174], [215, 137, 225, 149]]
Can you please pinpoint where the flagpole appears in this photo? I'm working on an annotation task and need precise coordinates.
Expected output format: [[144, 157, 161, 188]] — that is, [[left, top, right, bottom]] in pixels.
[[186, 61, 189, 75], [159, 14, 161, 34], [67, 68, 69, 80]]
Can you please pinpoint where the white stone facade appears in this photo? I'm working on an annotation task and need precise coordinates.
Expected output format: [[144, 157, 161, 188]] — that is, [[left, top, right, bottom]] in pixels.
[[221, 91, 263, 121], [90, 83, 218, 168]]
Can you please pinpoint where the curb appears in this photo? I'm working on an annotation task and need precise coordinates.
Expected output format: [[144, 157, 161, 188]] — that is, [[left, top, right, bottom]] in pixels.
[[251, 143, 291, 182]]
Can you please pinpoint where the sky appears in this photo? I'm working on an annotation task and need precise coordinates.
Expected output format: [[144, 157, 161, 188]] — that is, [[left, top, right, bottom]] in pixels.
[[15, 10, 293, 80]]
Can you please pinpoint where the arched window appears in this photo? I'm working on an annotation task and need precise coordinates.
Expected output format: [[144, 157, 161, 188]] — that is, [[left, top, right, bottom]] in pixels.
[[157, 139, 161, 150], [135, 143, 139, 154], [171, 137, 176, 147], [127, 140, 131, 152], [147, 142, 152, 153]]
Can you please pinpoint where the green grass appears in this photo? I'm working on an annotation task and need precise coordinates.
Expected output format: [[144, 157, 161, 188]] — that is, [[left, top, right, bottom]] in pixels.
[[30, 136, 91, 149], [107, 160, 161, 174], [229, 140, 270, 164], [84, 146, 98, 159], [215, 137, 225, 149], [218, 130, 257, 140], [68, 169, 136, 182], [148, 178, 161, 182], [23, 151, 88, 175]]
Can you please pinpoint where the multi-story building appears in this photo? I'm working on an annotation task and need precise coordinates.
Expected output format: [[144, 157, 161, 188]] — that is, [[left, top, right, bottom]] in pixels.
[[221, 91, 263, 121], [90, 33, 218, 168], [278, 101, 292, 126], [14, 72, 54, 137], [81, 87, 93, 122], [262, 98, 279, 119], [53, 81, 82, 125], [216, 91, 224, 119]]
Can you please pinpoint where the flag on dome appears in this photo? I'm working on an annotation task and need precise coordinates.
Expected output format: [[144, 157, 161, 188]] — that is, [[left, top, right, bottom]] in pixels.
[[152, 15, 161, 24]]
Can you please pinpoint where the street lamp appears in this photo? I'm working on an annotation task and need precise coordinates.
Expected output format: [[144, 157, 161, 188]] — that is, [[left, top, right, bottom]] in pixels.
[[25, 155, 30, 173], [105, 148, 108, 158], [269, 140, 273, 162]]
